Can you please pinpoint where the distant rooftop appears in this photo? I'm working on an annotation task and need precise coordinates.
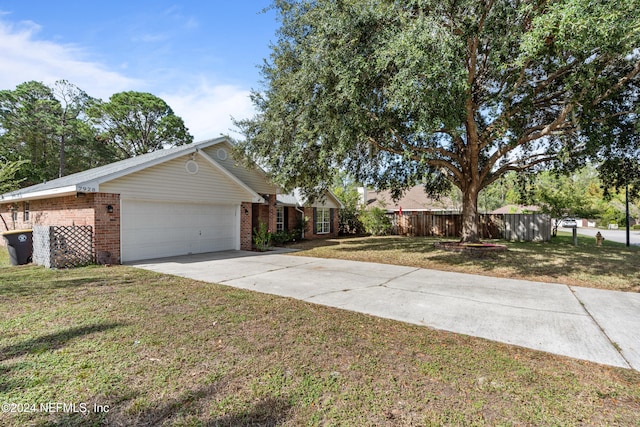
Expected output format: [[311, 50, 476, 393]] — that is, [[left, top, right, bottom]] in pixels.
[[490, 205, 541, 214], [363, 186, 459, 212]]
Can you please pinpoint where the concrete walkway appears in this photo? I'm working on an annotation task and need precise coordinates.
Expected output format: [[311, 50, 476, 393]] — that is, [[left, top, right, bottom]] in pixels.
[[130, 250, 640, 371]]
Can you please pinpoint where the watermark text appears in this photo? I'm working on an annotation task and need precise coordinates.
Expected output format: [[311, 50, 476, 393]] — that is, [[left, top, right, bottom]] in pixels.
[[2, 402, 110, 415]]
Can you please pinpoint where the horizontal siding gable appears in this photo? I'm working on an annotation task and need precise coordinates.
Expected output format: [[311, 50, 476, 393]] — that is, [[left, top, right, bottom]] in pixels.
[[100, 155, 254, 204], [203, 142, 279, 195], [306, 197, 340, 209]]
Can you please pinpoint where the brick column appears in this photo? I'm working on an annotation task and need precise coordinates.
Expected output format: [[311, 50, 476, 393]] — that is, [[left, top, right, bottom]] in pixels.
[[240, 202, 253, 251], [93, 193, 120, 264], [304, 207, 314, 238], [267, 194, 277, 234]]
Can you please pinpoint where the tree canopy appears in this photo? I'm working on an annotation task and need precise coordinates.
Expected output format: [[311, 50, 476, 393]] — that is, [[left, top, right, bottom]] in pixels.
[[0, 81, 63, 184], [0, 160, 28, 193], [236, 0, 640, 242], [0, 82, 194, 188], [88, 91, 193, 159]]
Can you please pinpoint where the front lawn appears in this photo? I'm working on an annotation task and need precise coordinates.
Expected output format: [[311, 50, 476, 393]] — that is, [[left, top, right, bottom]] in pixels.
[[287, 233, 640, 292], [1, 248, 639, 426]]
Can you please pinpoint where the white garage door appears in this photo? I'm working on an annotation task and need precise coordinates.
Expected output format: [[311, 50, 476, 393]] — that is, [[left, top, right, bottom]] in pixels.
[[121, 200, 238, 262]]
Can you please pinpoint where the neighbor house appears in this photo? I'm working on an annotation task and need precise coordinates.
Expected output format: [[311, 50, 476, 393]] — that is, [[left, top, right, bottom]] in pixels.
[[359, 186, 460, 214], [0, 137, 340, 264]]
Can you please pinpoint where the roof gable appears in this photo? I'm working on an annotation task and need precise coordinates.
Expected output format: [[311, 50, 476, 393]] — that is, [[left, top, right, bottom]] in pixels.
[[0, 137, 273, 203], [276, 189, 344, 209], [100, 153, 263, 204], [202, 141, 279, 196]]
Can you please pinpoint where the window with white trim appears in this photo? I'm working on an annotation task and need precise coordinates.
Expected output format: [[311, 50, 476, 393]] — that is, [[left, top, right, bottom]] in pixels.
[[316, 208, 330, 234], [23, 201, 30, 221], [276, 206, 284, 232]]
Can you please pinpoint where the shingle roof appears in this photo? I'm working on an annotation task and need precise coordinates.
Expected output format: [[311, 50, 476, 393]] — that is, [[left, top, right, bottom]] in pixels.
[[0, 137, 226, 201], [276, 188, 344, 209], [1, 136, 344, 209], [490, 205, 541, 214], [366, 186, 458, 212]]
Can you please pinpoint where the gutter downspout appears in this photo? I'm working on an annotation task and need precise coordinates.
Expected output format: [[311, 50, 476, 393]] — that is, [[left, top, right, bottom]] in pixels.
[[294, 205, 305, 239]]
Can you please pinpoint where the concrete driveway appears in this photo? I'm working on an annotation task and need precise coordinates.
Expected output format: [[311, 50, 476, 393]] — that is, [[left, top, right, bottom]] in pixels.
[[131, 250, 640, 371]]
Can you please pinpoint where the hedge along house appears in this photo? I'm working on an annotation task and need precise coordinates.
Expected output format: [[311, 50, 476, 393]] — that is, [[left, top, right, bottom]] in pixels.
[[0, 137, 340, 264]]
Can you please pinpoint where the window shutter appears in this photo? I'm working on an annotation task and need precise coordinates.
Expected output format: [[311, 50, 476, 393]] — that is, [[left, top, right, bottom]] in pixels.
[[313, 208, 317, 234], [330, 208, 335, 233], [284, 207, 289, 231]]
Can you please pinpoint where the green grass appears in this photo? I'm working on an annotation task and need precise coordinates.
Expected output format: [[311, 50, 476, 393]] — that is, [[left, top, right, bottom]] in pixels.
[[287, 233, 640, 292], [1, 247, 640, 426]]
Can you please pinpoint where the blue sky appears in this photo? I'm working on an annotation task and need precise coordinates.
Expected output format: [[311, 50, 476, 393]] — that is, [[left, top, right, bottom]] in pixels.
[[0, 1, 279, 140]]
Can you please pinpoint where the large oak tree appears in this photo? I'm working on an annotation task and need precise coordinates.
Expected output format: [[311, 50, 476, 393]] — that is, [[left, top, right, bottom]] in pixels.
[[236, 0, 640, 242]]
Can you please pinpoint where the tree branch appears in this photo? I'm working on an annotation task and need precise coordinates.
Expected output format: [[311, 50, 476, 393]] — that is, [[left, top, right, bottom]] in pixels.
[[483, 155, 557, 187], [592, 60, 640, 106]]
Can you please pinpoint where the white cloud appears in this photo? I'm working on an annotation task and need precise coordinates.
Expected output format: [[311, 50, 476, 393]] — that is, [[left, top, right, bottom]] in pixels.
[[0, 20, 140, 100], [134, 33, 169, 43], [161, 82, 255, 142], [0, 18, 255, 142]]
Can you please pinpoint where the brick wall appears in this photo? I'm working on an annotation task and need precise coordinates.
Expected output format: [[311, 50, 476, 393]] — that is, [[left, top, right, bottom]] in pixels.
[[240, 201, 252, 251], [93, 193, 121, 264], [1, 196, 94, 232], [286, 207, 302, 232], [0, 192, 121, 264], [267, 195, 277, 233], [253, 195, 278, 232], [302, 207, 339, 239]]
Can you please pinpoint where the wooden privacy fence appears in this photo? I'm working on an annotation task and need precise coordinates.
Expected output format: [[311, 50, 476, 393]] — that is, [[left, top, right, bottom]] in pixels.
[[388, 212, 551, 241]]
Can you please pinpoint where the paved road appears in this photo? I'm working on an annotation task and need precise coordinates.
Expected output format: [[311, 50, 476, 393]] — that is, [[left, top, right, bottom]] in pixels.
[[563, 227, 640, 246], [131, 250, 640, 371]]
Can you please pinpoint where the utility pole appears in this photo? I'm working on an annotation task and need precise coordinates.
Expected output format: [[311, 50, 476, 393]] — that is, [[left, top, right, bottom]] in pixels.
[[626, 183, 630, 247]]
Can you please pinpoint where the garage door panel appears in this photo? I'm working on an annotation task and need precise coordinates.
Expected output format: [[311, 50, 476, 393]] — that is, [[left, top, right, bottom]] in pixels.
[[121, 200, 238, 262]]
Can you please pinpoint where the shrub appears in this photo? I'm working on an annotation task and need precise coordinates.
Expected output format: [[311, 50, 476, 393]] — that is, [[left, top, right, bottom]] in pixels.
[[339, 206, 365, 235], [333, 186, 365, 235], [253, 221, 272, 251], [271, 230, 293, 246], [360, 207, 392, 236]]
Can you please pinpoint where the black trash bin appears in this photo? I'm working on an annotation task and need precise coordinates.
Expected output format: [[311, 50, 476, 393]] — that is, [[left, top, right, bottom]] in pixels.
[[2, 229, 33, 265]]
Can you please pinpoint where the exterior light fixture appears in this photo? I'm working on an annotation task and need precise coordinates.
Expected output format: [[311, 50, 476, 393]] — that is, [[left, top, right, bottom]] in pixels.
[[106, 205, 114, 213]]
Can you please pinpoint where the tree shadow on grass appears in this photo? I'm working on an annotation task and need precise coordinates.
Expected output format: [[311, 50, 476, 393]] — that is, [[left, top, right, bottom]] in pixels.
[[50, 381, 293, 427], [292, 235, 437, 255], [39, 389, 292, 427], [302, 235, 640, 289], [0, 269, 139, 298], [0, 322, 126, 362], [209, 397, 292, 427]]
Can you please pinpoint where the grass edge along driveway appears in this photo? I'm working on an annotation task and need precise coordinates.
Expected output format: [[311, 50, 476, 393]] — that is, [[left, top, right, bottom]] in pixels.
[[286, 232, 640, 293]]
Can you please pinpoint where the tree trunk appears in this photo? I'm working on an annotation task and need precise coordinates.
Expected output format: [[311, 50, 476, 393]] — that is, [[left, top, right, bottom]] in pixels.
[[460, 184, 481, 243], [59, 133, 66, 178]]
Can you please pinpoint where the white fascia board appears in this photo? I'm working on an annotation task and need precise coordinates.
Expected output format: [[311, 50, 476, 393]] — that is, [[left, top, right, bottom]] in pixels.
[[0, 185, 79, 203], [196, 148, 266, 204], [327, 190, 345, 209]]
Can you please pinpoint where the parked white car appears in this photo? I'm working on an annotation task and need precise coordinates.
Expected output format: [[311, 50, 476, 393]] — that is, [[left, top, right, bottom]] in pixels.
[[559, 218, 577, 228]]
